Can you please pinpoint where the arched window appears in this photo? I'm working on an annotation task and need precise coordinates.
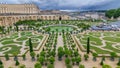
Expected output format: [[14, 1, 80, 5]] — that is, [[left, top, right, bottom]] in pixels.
[[59, 16, 62, 20]]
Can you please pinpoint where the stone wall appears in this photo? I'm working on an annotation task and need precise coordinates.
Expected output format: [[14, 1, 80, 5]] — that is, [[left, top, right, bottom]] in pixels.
[[0, 15, 70, 26]]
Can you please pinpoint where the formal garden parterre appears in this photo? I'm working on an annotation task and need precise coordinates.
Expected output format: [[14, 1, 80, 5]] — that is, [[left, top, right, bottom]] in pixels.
[[0, 31, 45, 56], [0, 20, 120, 68], [76, 31, 120, 55]]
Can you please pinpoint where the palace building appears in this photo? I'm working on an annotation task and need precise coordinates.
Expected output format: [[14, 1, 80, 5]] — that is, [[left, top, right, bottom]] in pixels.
[[0, 4, 40, 14], [0, 4, 70, 26]]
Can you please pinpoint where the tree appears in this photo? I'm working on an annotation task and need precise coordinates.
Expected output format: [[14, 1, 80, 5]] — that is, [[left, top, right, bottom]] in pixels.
[[16, 25, 19, 32], [15, 60, 20, 66], [102, 64, 112, 68], [34, 62, 42, 68], [22, 54, 26, 60], [72, 57, 75, 65], [113, 8, 120, 18], [79, 64, 85, 68], [30, 52, 36, 61], [13, 52, 18, 61], [58, 47, 64, 60], [116, 66, 120, 68], [110, 52, 117, 61], [0, 64, 4, 68], [56, 29, 58, 33], [71, 44, 76, 48], [29, 38, 33, 52], [100, 60, 104, 65], [40, 51, 45, 57], [65, 58, 71, 64], [38, 56, 45, 65], [0, 26, 4, 34], [47, 64, 54, 68], [105, 8, 120, 19], [84, 54, 89, 61], [49, 56, 55, 64], [87, 37, 90, 54], [62, 29, 65, 34], [50, 51, 56, 57], [5, 54, 9, 61], [64, 48, 70, 57], [36, 54, 39, 60], [7, 27, 10, 34], [66, 28, 69, 32], [18, 64, 26, 68], [93, 67, 97, 68], [105, 9, 116, 18], [66, 64, 73, 68], [92, 53, 98, 61], [74, 50, 79, 57], [117, 58, 120, 66], [75, 56, 81, 65], [0, 60, 3, 65], [102, 56, 105, 61]]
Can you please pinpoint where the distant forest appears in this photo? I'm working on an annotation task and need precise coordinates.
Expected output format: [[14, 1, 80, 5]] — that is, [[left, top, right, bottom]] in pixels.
[[105, 8, 120, 18]]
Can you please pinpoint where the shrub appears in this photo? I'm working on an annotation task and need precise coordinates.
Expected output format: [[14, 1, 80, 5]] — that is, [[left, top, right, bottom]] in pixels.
[[47, 64, 54, 68], [100, 60, 104, 65], [65, 58, 71, 64], [15, 60, 20, 66], [102, 64, 112, 68], [117, 59, 120, 66], [84, 54, 89, 60], [116, 66, 120, 68], [18, 64, 26, 68], [66, 64, 73, 68], [92, 53, 98, 61], [110, 52, 117, 61], [0, 64, 4, 68], [72, 57, 75, 65], [75, 56, 81, 65], [79, 64, 85, 68], [0, 60, 3, 65], [5, 54, 9, 61], [22, 54, 26, 60], [38, 56, 45, 65], [49, 56, 55, 64], [58, 47, 64, 60], [40, 51, 45, 57], [34, 62, 42, 68]]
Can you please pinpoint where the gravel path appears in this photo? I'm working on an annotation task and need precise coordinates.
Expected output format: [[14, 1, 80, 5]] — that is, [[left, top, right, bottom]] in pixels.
[[54, 34, 66, 68]]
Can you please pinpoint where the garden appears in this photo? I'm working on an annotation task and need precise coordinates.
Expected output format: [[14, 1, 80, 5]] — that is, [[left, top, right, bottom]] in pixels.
[[42, 25, 76, 32], [0, 31, 44, 55], [0, 20, 119, 68], [76, 31, 120, 54]]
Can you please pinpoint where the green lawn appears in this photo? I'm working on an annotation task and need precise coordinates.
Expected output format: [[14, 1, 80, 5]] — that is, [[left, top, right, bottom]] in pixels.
[[103, 37, 120, 43], [0, 31, 44, 55], [0, 45, 22, 54], [77, 31, 120, 54], [1, 40, 23, 45], [45, 26, 75, 32], [17, 36, 28, 41]]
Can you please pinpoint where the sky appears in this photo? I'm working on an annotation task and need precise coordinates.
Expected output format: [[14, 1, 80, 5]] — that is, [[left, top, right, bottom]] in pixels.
[[0, 0, 120, 11]]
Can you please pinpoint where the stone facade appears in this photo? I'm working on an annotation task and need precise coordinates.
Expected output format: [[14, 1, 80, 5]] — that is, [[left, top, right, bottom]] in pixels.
[[0, 15, 70, 26], [0, 4, 40, 14], [0, 4, 70, 26]]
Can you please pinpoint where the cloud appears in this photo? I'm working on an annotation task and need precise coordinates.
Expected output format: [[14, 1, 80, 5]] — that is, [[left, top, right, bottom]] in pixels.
[[0, 0, 120, 10], [80, 0, 120, 10]]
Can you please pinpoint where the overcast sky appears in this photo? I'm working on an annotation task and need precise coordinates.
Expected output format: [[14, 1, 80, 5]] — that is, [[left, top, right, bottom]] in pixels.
[[0, 0, 120, 11]]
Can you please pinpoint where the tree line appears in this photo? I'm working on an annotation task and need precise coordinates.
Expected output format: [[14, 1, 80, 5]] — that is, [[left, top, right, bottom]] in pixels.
[[105, 8, 120, 19]]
